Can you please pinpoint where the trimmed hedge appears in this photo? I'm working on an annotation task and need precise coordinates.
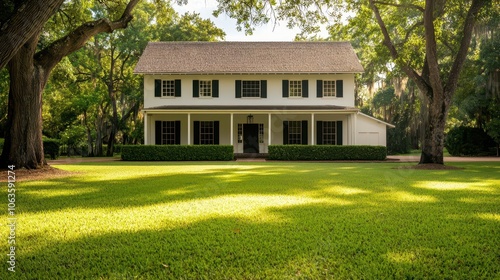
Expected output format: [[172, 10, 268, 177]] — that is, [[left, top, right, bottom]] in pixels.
[[268, 145, 387, 160], [121, 145, 234, 161]]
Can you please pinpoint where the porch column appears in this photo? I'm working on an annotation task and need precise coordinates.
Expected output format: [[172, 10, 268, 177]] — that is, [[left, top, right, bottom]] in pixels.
[[187, 113, 191, 145], [230, 113, 234, 145], [268, 113, 272, 150], [311, 113, 315, 145], [144, 112, 149, 145], [353, 112, 357, 145]]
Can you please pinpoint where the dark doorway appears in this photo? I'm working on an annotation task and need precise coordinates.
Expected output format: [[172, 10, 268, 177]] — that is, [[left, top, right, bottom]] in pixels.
[[243, 124, 259, 153]]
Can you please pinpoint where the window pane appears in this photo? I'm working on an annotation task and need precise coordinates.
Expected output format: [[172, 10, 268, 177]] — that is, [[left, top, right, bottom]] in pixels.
[[289, 80, 302, 97], [162, 80, 175, 97], [242, 81, 260, 97], [199, 80, 212, 97], [200, 121, 214, 145], [323, 81, 336, 97], [288, 121, 302, 144], [322, 121, 336, 145], [162, 121, 177, 144]]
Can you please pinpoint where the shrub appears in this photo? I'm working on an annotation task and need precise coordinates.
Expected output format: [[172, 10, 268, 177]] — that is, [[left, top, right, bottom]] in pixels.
[[268, 145, 387, 160], [0, 138, 60, 159], [445, 126, 496, 156], [43, 138, 61, 159], [121, 145, 234, 161]]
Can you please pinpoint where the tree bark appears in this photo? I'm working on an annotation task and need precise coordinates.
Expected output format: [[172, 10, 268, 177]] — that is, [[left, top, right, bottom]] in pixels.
[[0, 34, 47, 169], [0, 0, 139, 168], [0, 0, 64, 70], [419, 89, 450, 164]]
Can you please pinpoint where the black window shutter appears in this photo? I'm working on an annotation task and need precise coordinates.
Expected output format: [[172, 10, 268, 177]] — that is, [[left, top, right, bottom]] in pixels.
[[174, 79, 181, 97], [317, 80, 323, 97], [336, 80, 343, 97], [302, 120, 308, 145], [235, 80, 242, 98], [282, 80, 289, 97], [302, 80, 309, 98], [175, 121, 181, 145], [212, 80, 219, 98], [336, 121, 343, 145], [316, 121, 323, 145], [155, 121, 162, 145], [155, 79, 161, 97], [194, 121, 200, 145], [214, 121, 220, 145], [193, 80, 199, 97], [283, 121, 289, 145], [260, 80, 267, 98]]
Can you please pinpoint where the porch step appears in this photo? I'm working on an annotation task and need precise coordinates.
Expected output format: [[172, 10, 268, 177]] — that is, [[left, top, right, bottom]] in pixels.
[[234, 153, 269, 159]]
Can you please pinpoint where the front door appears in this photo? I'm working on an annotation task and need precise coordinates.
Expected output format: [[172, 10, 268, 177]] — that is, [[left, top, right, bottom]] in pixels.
[[243, 124, 259, 153]]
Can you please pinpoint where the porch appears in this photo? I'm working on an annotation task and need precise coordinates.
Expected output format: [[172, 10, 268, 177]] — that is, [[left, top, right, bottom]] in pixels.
[[143, 106, 363, 153]]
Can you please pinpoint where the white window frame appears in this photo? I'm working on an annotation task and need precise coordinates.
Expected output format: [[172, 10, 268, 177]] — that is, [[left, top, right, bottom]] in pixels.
[[259, 123, 264, 143], [323, 80, 336, 97], [288, 121, 302, 144], [199, 80, 212, 97], [161, 121, 177, 145], [242, 80, 261, 98], [322, 121, 337, 145], [289, 80, 302, 97], [162, 80, 176, 97], [200, 121, 215, 145]]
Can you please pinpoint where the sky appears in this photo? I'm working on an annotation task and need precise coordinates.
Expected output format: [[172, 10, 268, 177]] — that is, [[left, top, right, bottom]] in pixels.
[[172, 1, 305, 41]]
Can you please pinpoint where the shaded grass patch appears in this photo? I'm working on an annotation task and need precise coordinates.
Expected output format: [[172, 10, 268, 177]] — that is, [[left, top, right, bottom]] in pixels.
[[1, 161, 499, 279]]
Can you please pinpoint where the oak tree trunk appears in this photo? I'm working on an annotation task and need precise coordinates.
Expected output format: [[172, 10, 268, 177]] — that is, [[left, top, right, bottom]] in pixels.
[[0, 0, 139, 168], [419, 94, 448, 164], [0, 35, 48, 169]]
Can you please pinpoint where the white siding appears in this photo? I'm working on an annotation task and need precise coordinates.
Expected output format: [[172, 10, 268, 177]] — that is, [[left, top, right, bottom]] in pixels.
[[143, 74, 356, 109], [355, 114, 387, 146]]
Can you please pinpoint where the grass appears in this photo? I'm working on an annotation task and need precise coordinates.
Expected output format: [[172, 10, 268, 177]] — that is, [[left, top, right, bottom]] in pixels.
[[1, 161, 499, 279]]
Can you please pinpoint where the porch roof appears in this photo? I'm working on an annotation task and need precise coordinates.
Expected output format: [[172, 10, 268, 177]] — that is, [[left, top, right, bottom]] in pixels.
[[143, 105, 359, 113]]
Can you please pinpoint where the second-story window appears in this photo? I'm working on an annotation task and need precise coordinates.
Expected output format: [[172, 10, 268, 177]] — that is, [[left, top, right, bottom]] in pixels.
[[242, 81, 261, 97], [162, 80, 176, 97], [289, 80, 302, 97], [323, 80, 336, 97], [199, 80, 212, 97]]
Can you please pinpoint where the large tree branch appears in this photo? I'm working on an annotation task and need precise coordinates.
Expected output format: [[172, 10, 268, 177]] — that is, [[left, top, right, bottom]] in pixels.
[[369, 0, 429, 93], [444, 0, 489, 98], [0, 0, 64, 69], [34, 0, 140, 72]]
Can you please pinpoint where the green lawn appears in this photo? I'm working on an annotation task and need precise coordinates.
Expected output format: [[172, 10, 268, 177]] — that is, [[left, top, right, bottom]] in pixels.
[[2, 161, 500, 279]]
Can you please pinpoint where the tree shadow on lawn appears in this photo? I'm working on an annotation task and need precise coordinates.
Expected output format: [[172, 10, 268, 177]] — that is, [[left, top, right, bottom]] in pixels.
[[5, 162, 500, 278], [18, 162, 500, 215], [8, 199, 500, 279]]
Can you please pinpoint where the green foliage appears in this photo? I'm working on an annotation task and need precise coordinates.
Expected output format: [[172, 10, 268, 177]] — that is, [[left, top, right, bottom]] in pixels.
[[445, 126, 496, 156], [8, 161, 500, 279], [372, 87, 395, 108], [121, 145, 234, 161], [268, 145, 387, 160], [0, 138, 3, 151], [43, 138, 61, 160], [486, 119, 500, 144]]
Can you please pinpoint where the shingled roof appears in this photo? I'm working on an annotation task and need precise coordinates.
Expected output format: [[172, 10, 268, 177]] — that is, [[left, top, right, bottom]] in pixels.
[[134, 41, 364, 74]]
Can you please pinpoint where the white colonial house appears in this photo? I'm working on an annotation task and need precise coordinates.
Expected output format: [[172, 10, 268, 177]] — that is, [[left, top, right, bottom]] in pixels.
[[134, 41, 393, 154]]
